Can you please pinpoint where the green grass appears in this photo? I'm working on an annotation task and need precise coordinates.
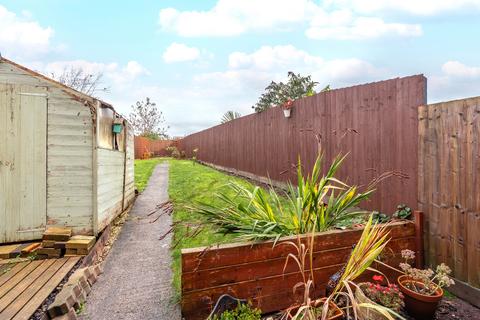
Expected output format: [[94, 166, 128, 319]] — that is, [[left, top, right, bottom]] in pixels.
[[168, 159, 266, 296], [134, 158, 165, 192]]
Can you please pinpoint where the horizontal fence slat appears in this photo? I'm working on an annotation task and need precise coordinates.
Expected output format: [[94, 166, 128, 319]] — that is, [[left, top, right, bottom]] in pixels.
[[182, 237, 415, 293], [181, 222, 416, 319], [182, 221, 415, 272]]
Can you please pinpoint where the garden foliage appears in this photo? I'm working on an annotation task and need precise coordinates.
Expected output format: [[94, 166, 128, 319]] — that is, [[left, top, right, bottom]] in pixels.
[[195, 154, 373, 241]]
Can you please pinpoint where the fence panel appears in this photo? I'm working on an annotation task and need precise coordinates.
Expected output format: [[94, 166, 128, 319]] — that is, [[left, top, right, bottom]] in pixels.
[[134, 136, 176, 159], [418, 97, 480, 302], [179, 75, 427, 214]]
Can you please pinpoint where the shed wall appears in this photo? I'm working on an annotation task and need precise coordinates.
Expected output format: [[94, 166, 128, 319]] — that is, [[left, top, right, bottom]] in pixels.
[[0, 62, 94, 235], [96, 149, 126, 232], [124, 127, 135, 207]]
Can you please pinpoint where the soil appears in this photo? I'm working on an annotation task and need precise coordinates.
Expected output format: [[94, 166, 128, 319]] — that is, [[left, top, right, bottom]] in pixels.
[[432, 297, 480, 320]]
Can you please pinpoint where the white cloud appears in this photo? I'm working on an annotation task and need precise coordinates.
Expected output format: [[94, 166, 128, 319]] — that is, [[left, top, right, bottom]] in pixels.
[[37, 59, 148, 89], [0, 5, 54, 58], [306, 10, 422, 40], [159, 0, 321, 37], [429, 61, 480, 102], [163, 43, 200, 63], [327, 0, 480, 15], [441, 61, 480, 78], [123, 61, 149, 78], [158, 0, 423, 40], [223, 45, 385, 83]]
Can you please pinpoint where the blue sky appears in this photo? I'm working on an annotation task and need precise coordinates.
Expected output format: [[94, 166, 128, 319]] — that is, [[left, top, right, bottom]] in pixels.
[[1, 0, 480, 136]]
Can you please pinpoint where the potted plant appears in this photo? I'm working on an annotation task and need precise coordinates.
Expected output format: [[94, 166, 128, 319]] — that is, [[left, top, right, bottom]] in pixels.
[[355, 275, 404, 320], [283, 99, 293, 118], [280, 227, 344, 320], [396, 249, 454, 319], [208, 296, 261, 320], [392, 204, 411, 220], [287, 297, 343, 320]]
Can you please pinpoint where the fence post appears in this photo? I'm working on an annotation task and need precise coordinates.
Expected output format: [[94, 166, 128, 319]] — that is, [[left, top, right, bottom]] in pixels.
[[413, 210, 424, 268]]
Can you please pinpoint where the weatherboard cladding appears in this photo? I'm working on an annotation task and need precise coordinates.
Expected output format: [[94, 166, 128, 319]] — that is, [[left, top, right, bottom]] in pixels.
[[0, 58, 134, 241]]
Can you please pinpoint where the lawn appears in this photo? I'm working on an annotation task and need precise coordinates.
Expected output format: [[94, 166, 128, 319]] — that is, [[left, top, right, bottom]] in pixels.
[[134, 158, 165, 192], [168, 159, 259, 296], [134, 157, 368, 298], [134, 158, 262, 296]]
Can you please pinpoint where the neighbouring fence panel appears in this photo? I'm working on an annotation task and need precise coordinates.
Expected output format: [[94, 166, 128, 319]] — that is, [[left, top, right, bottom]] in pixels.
[[181, 221, 417, 320], [134, 136, 176, 159], [418, 97, 480, 292], [180, 75, 427, 214]]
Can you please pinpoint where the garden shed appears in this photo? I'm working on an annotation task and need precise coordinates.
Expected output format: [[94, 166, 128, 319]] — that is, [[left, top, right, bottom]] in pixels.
[[0, 57, 135, 244]]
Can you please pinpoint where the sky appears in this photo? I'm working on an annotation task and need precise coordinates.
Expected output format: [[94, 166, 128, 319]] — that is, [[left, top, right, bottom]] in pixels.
[[1, 0, 480, 137]]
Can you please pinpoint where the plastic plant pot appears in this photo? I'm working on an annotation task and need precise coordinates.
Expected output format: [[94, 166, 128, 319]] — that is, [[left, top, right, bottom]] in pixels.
[[397, 275, 443, 320], [283, 109, 291, 118], [286, 298, 343, 320]]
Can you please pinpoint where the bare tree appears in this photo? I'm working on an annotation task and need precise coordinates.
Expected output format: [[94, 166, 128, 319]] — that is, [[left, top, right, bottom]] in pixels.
[[128, 97, 169, 139], [51, 66, 108, 96]]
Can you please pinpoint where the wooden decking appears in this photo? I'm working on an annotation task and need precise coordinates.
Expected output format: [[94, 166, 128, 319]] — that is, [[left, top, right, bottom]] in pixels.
[[0, 257, 80, 320]]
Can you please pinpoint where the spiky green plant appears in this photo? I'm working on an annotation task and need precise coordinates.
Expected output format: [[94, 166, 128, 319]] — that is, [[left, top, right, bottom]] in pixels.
[[332, 215, 391, 295], [194, 154, 373, 241], [281, 215, 404, 320], [221, 111, 242, 123]]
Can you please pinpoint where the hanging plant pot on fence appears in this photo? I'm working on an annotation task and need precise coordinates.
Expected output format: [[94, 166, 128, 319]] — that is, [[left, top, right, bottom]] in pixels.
[[283, 109, 291, 118], [397, 275, 443, 320]]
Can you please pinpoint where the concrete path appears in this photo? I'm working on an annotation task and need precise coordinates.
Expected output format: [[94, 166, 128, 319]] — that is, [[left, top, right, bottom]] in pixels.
[[83, 163, 180, 320]]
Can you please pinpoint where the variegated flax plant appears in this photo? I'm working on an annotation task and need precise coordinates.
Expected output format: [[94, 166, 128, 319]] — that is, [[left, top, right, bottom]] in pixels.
[[329, 215, 405, 320], [194, 154, 374, 242], [284, 215, 405, 320]]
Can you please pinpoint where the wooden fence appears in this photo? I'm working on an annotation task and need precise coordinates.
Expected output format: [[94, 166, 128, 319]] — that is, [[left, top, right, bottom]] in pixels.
[[181, 219, 420, 319], [179, 75, 427, 214], [133, 136, 177, 159], [418, 96, 480, 305]]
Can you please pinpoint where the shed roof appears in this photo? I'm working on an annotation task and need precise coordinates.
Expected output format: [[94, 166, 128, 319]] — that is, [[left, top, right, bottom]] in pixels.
[[0, 56, 116, 111]]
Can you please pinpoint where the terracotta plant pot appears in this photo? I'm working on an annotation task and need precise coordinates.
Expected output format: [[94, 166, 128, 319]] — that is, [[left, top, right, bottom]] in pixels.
[[287, 298, 343, 320], [355, 283, 390, 320], [397, 275, 443, 320]]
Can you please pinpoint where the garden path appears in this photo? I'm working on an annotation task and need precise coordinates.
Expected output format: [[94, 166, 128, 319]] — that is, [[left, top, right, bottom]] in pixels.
[[82, 163, 180, 320]]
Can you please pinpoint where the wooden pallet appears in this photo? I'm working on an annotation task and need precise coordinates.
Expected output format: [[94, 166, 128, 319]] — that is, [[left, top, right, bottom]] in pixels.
[[0, 257, 80, 320]]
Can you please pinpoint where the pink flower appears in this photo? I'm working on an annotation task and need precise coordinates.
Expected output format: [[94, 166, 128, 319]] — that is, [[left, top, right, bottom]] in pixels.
[[283, 99, 293, 109], [373, 275, 384, 283]]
